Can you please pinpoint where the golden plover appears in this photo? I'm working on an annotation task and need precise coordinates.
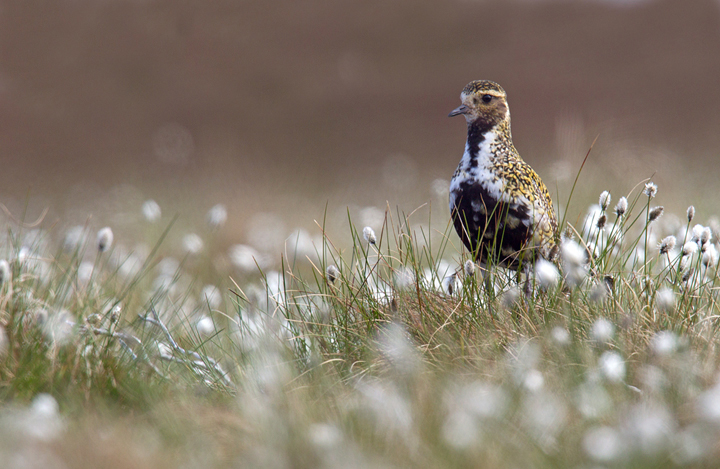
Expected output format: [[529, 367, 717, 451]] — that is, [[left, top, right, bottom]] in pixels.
[[448, 80, 558, 270]]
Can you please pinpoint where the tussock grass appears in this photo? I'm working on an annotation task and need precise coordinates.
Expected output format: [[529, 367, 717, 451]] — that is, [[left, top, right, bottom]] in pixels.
[[1, 176, 720, 468]]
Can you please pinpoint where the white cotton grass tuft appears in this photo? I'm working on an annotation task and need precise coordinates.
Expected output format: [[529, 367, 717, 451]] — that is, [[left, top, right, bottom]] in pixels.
[[63, 226, 87, 252], [362, 226, 377, 245], [442, 273, 460, 296], [655, 287, 676, 312], [23, 393, 64, 443], [702, 244, 718, 268], [308, 423, 344, 450], [691, 224, 704, 243], [582, 205, 604, 238], [599, 351, 626, 382], [229, 244, 269, 273], [196, 316, 215, 336], [376, 322, 421, 375], [142, 199, 162, 222], [500, 286, 521, 310], [583, 426, 624, 462], [658, 236, 676, 255], [561, 239, 587, 288], [0, 259, 10, 285], [682, 242, 698, 257], [464, 260, 475, 277], [591, 318, 615, 343], [393, 266, 415, 290], [599, 191, 611, 211], [77, 262, 94, 288], [43, 309, 74, 345], [561, 239, 586, 266], [643, 182, 658, 198], [696, 382, 720, 423], [182, 233, 204, 254], [700, 227, 712, 246], [589, 282, 609, 303], [551, 326, 571, 346], [614, 196, 628, 217], [687, 205, 696, 223], [206, 204, 228, 230], [651, 331, 679, 356], [523, 369, 545, 392], [200, 285, 222, 310], [326, 265, 340, 285], [596, 214, 607, 230], [648, 206, 664, 223], [96, 227, 114, 253], [535, 259, 559, 290]]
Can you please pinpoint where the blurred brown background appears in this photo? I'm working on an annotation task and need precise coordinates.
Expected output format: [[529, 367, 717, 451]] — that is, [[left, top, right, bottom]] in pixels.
[[1, 0, 719, 239]]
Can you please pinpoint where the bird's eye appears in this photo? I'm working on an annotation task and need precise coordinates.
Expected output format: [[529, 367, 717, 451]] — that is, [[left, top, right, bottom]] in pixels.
[[481, 94, 493, 104]]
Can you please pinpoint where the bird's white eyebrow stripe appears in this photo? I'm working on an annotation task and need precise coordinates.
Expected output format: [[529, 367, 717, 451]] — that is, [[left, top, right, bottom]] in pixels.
[[463, 90, 505, 99]]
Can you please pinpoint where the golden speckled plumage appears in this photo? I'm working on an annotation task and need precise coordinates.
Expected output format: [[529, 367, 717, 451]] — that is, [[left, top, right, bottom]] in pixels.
[[449, 80, 558, 268]]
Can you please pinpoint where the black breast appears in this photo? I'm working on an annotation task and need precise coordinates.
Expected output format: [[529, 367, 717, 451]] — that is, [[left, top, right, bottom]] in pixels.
[[450, 180, 533, 268]]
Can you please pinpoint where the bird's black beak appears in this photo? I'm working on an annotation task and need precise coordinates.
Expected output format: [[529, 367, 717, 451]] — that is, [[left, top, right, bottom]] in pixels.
[[448, 105, 468, 117]]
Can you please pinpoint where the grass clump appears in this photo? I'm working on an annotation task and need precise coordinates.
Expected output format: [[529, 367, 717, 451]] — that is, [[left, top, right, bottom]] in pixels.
[[0, 180, 720, 467]]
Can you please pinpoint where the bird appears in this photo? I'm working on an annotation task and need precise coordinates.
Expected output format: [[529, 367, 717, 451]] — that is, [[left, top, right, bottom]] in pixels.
[[448, 80, 558, 273]]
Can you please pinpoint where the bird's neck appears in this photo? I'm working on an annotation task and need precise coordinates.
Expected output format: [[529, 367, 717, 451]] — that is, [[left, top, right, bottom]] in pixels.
[[462, 120, 514, 168]]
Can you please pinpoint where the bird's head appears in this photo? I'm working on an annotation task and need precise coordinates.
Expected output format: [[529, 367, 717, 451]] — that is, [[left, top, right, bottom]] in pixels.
[[448, 80, 509, 128]]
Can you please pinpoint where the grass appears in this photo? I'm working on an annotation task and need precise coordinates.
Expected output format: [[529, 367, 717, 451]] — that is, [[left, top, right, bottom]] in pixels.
[[0, 175, 719, 468]]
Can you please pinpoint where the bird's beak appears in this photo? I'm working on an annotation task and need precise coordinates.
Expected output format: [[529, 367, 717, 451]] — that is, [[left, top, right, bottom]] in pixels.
[[448, 105, 469, 117]]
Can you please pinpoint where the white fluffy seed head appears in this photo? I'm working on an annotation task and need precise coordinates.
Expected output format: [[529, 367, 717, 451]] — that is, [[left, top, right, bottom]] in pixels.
[[658, 236, 676, 255], [589, 282, 609, 303], [614, 197, 628, 217], [63, 226, 87, 252], [362, 226, 377, 245], [687, 205, 695, 223], [701, 227, 712, 245], [643, 182, 658, 198], [596, 214, 607, 230], [591, 318, 615, 343], [702, 244, 718, 268], [692, 224, 705, 244], [535, 259, 559, 290], [326, 265, 340, 284], [655, 288, 676, 312], [682, 242, 698, 257], [142, 199, 162, 222], [500, 286, 520, 309], [650, 331, 678, 356], [196, 316, 215, 336], [464, 260, 475, 277], [599, 191, 611, 211], [682, 267, 694, 284], [599, 351, 626, 382], [583, 426, 623, 462], [551, 326, 570, 346], [561, 239, 586, 266], [561, 239, 588, 288], [648, 206, 664, 223], [0, 260, 10, 285], [77, 262, 94, 288], [442, 273, 458, 296], [206, 204, 228, 230], [96, 227, 114, 252], [201, 285, 222, 310], [182, 233, 204, 254]]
